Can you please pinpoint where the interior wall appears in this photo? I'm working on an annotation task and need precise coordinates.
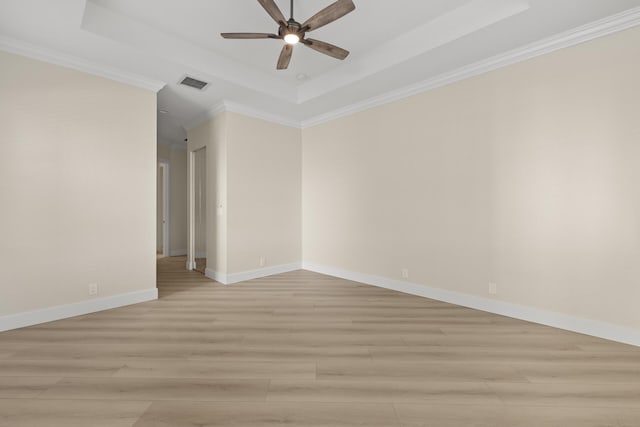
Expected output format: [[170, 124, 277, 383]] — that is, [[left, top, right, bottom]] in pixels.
[[302, 27, 640, 331], [0, 50, 157, 317], [226, 112, 302, 273]]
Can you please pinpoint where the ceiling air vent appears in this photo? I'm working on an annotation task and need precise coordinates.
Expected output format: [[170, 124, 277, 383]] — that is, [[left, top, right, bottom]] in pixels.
[[179, 75, 209, 91]]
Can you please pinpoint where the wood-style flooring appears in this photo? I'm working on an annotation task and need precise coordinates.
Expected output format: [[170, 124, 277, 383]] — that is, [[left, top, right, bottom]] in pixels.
[[1, 256, 639, 426]]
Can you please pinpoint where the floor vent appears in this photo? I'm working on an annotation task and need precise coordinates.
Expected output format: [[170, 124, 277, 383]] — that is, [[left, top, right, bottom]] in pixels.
[[179, 76, 209, 91]]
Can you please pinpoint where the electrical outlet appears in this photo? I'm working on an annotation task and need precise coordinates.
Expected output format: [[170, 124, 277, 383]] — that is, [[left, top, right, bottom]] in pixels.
[[259, 257, 266, 267], [401, 268, 409, 279], [488, 283, 497, 295], [88, 283, 98, 296]]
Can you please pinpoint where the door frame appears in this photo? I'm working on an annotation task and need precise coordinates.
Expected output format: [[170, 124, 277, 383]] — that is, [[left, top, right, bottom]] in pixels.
[[187, 147, 206, 271], [158, 159, 170, 258]]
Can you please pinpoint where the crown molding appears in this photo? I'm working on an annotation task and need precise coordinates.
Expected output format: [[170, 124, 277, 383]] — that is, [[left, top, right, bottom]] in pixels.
[[300, 6, 640, 128], [185, 100, 301, 131], [0, 35, 166, 93], [223, 101, 301, 129]]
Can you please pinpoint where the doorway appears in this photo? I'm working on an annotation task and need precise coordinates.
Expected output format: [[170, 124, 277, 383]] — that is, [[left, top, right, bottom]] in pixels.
[[192, 148, 207, 274], [157, 160, 169, 258]]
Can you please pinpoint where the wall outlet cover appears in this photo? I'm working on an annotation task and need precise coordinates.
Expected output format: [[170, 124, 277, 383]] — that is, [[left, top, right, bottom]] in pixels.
[[489, 283, 497, 295], [88, 283, 98, 296]]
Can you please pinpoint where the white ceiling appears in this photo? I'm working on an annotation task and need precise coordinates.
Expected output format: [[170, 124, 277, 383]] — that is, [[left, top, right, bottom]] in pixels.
[[1, 0, 639, 143]]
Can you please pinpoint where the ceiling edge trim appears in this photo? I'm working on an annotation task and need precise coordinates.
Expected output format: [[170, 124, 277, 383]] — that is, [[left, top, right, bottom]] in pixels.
[[223, 101, 301, 129], [0, 35, 166, 93], [184, 101, 301, 131], [300, 6, 640, 129]]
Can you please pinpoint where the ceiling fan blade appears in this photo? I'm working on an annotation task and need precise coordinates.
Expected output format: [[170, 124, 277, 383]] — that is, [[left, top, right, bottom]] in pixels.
[[221, 33, 278, 39], [257, 0, 287, 26], [303, 38, 349, 60], [277, 44, 294, 70], [301, 0, 355, 32]]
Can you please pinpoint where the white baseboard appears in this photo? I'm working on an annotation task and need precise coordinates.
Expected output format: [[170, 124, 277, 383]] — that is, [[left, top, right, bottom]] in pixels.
[[226, 263, 302, 284], [170, 249, 187, 256], [0, 288, 158, 332], [302, 262, 640, 347], [206, 262, 302, 285], [204, 267, 226, 283]]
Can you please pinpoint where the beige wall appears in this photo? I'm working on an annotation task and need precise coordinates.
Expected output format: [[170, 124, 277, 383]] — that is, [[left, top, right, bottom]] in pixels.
[[226, 112, 302, 273], [0, 50, 157, 316], [302, 27, 640, 330]]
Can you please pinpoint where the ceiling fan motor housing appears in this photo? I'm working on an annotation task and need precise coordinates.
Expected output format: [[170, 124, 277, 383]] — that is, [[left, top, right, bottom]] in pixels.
[[281, 19, 303, 39]]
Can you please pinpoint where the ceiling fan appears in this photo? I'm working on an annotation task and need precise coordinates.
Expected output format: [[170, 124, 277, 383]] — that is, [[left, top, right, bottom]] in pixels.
[[221, 0, 356, 70]]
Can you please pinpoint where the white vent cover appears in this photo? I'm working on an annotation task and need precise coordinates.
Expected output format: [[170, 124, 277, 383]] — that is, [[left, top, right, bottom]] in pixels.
[[179, 75, 209, 91]]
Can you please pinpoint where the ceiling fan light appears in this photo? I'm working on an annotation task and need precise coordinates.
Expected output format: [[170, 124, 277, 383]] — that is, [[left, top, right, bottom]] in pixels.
[[284, 33, 300, 45]]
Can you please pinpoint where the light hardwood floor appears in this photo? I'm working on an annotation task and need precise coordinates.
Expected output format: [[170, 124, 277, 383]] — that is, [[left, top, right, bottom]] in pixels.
[[1, 256, 639, 426]]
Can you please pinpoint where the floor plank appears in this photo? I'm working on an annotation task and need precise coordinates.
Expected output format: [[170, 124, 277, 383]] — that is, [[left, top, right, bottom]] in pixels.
[[316, 360, 528, 382], [514, 362, 640, 384], [267, 379, 501, 404], [133, 401, 401, 427], [394, 403, 640, 427], [0, 377, 62, 398], [39, 377, 270, 402], [488, 382, 640, 408], [0, 359, 124, 377], [189, 344, 372, 362], [369, 346, 640, 364], [0, 399, 151, 427], [113, 359, 316, 380]]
